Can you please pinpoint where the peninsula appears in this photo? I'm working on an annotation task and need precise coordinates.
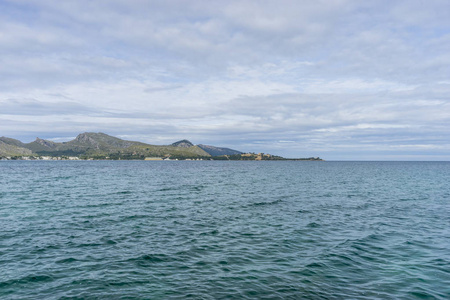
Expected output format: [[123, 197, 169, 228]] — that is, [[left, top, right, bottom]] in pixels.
[[0, 132, 323, 161]]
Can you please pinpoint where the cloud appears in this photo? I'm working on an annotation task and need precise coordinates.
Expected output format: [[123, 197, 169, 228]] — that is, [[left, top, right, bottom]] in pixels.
[[0, 0, 449, 159], [0, 98, 101, 116]]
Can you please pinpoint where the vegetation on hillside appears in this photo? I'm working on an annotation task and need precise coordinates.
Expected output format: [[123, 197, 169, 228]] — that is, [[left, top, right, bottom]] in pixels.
[[1, 132, 323, 161], [0, 132, 211, 159]]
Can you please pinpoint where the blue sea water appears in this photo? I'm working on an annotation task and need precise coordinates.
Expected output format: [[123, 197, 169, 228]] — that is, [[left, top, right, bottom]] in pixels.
[[0, 161, 449, 299]]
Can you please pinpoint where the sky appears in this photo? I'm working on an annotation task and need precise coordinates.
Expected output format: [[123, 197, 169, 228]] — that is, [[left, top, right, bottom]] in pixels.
[[1, 0, 450, 160]]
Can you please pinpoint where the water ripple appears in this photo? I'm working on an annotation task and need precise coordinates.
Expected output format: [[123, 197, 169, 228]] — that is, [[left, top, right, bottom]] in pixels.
[[0, 161, 449, 299]]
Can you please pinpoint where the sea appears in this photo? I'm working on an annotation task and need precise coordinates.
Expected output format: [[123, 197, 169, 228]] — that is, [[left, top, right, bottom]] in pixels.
[[0, 161, 449, 299]]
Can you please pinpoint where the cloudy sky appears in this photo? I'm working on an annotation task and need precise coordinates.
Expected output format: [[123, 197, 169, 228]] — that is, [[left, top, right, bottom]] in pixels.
[[1, 0, 449, 160]]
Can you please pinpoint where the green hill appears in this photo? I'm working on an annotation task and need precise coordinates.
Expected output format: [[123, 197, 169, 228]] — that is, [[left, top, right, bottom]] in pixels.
[[197, 144, 243, 156], [0, 137, 26, 147], [2, 132, 211, 159], [0, 138, 33, 156], [1, 132, 322, 161]]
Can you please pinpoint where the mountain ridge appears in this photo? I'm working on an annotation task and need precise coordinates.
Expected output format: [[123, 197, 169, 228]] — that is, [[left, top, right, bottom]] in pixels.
[[0, 139, 33, 156], [171, 140, 194, 148], [0, 132, 242, 158], [197, 144, 243, 156]]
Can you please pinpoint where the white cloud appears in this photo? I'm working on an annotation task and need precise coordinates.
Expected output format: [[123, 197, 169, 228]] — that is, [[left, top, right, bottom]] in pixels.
[[0, 0, 449, 159]]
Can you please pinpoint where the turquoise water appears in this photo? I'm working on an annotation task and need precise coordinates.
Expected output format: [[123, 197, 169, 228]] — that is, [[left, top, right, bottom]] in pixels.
[[0, 161, 449, 299]]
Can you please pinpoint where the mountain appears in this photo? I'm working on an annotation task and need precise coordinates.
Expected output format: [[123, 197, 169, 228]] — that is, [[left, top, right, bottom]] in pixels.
[[171, 139, 243, 156], [0, 133, 324, 160], [1, 132, 212, 158], [67, 132, 140, 150], [25, 138, 59, 152], [197, 144, 243, 156], [0, 138, 33, 156], [0, 137, 26, 147], [171, 140, 194, 148], [0, 132, 322, 161]]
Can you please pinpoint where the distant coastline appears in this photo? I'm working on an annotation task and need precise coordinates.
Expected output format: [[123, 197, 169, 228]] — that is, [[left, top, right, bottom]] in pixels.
[[0, 132, 323, 161]]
